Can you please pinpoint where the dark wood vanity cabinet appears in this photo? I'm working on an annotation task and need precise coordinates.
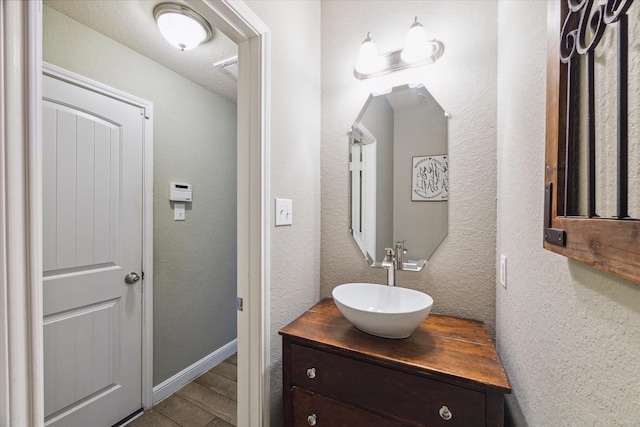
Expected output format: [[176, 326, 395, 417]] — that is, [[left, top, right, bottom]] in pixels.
[[280, 299, 511, 427]]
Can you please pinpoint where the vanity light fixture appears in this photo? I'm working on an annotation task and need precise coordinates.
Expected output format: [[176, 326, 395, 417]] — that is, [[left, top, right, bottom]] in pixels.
[[154, 3, 214, 51], [354, 16, 443, 80]]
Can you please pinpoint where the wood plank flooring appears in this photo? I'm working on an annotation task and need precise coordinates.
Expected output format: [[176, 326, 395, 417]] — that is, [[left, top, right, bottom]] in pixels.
[[130, 354, 237, 427]]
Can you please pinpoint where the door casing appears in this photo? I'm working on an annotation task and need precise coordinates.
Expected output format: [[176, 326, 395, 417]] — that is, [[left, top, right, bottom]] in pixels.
[[1, 0, 271, 426]]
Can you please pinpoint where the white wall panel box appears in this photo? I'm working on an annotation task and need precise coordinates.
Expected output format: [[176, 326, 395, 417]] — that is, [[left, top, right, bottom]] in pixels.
[[170, 182, 192, 202]]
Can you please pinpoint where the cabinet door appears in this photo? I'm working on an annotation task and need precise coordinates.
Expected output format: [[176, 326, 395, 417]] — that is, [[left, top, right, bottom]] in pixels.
[[292, 387, 406, 427]]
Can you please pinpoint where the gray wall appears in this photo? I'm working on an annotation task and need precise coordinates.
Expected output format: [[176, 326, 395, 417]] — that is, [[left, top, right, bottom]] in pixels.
[[393, 101, 448, 261], [321, 1, 499, 334], [496, 1, 640, 424], [44, 6, 238, 386]]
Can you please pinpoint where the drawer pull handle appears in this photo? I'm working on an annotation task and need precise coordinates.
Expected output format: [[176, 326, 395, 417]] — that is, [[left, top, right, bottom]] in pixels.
[[306, 367, 316, 379], [439, 405, 452, 421], [307, 413, 317, 425]]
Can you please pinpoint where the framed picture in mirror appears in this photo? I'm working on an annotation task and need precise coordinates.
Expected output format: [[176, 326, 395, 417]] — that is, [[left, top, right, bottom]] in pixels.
[[411, 155, 449, 202]]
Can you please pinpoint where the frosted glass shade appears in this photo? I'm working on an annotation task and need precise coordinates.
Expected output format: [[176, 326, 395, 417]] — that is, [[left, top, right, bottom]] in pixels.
[[154, 4, 213, 51], [401, 19, 430, 63], [355, 34, 381, 75]]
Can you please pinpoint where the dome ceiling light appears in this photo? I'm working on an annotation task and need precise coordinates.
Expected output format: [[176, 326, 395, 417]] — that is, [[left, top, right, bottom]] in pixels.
[[154, 3, 214, 51]]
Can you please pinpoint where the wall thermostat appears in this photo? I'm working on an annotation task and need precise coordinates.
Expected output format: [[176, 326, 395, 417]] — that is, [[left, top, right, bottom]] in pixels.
[[170, 182, 192, 202]]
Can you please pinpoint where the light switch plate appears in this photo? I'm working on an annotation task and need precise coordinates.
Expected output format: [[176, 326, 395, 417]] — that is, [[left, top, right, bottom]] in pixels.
[[174, 203, 185, 221], [500, 255, 507, 288], [275, 198, 292, 226]]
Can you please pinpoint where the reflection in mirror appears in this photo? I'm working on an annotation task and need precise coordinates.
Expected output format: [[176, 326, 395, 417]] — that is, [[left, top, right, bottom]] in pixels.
[[349, 84, 448, 271]]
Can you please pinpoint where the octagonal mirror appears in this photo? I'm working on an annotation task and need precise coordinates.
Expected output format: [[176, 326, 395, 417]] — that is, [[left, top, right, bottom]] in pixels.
[[349, 84, 448, 271]]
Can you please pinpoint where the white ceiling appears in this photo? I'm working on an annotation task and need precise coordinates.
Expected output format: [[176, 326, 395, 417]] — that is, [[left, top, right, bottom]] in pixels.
[[45, 0, 238, 103]]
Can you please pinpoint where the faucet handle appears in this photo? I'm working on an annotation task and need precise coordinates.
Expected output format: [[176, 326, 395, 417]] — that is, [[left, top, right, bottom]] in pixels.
[[382, 248, 395, 269]]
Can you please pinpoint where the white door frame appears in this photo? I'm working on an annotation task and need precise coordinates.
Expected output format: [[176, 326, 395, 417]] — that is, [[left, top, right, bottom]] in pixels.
[[0, 0, 271, 426]]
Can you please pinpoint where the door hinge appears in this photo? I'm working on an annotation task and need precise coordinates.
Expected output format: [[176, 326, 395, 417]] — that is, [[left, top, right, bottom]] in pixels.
[[236, 297, 244, 312]]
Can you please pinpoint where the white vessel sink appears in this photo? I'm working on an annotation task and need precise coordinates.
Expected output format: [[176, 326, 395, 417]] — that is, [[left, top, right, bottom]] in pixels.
[[332, 283, 433, 339]]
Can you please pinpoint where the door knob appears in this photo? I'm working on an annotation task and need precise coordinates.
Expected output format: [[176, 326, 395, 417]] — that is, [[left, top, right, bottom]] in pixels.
[[125, 272, 140, 284]]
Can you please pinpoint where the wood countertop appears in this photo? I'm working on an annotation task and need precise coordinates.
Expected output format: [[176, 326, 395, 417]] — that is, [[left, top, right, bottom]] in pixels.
[[279, 298, 511, 394]]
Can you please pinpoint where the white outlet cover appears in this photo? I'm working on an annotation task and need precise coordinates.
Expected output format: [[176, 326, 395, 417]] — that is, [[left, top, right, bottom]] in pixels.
[[275, 198, 292, 226]]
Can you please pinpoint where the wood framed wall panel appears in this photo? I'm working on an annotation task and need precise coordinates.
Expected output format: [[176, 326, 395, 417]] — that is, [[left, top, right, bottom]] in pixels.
[[545, 0, 566, 222], [544, 0, 640, 285]]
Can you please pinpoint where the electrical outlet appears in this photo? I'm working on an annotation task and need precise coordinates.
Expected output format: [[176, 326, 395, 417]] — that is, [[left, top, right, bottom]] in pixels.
[[500, 255, 507, 288], [275, 198, 292, 226]]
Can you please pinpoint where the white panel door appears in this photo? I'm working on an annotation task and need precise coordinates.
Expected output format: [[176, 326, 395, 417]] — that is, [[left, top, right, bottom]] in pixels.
[[43, 74, 144, 427]]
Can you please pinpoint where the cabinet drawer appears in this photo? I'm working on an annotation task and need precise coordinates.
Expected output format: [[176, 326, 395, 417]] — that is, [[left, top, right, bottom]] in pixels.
[[292, 387, 404, 427], [290, 344, 486, 426]]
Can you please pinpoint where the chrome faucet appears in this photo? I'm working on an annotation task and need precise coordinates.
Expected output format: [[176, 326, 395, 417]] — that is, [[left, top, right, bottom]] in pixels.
[[382, 241, 408, 286], [382, 248, 396, 286]]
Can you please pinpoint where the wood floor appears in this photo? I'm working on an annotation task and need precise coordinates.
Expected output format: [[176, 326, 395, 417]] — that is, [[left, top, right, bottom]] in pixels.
[[130, 354, 237, 427]]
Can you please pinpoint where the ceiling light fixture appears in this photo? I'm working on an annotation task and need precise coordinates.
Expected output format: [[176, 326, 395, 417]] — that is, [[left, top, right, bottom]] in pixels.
[[354, 17, 443, 80], [154, 3, 214, 51]]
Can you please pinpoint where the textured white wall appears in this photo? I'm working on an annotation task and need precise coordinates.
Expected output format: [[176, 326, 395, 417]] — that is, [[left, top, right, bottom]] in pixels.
[[243, 1, 322, 425], [496, 1, 640, 425], [43, 6, 238, 386], [321, 1, 499, 333]]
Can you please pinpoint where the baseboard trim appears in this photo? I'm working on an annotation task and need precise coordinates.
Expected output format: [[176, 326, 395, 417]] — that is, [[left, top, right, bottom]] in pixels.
[[152, 339, 237, 405]]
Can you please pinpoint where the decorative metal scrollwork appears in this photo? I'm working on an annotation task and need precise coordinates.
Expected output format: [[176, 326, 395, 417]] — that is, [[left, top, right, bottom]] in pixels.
[[560, 0, 633, 61], [556, 0, 634, 220]]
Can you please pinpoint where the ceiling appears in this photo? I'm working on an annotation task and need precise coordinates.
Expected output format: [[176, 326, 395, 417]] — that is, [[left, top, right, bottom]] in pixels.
[[45, 0, 238, 103]]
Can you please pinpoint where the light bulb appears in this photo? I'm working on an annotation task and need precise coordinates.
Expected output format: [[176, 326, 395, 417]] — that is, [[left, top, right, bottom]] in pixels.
[[401, 17, 431, 63], [355, 33, 381, 75]]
